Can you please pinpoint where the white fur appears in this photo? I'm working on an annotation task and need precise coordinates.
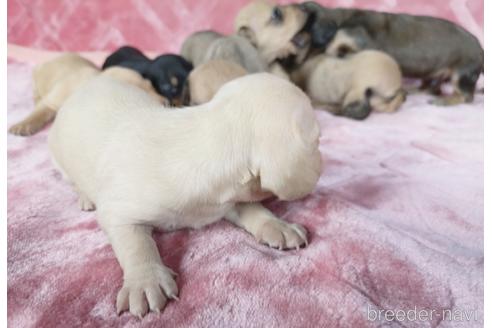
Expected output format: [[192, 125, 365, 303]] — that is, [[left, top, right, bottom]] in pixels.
[[48, 73, 321, 317]]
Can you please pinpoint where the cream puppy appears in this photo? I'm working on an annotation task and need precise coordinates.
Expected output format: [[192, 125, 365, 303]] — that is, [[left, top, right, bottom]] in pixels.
[[235, 0, 309, 64], [291, 50, 406, 120], [9, 53, 166, 136], [48, 73, 322, 317], [188, 60, 248, 105]]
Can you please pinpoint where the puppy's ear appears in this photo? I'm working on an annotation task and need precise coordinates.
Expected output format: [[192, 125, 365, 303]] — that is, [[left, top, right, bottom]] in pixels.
[[311, 20, 338, 48], [256, 107, 321, 201], [237, 26, 258, 47]]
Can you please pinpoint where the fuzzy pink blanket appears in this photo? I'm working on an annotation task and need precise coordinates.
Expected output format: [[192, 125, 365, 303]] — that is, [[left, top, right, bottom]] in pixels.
[[7, 59, 483, 327]]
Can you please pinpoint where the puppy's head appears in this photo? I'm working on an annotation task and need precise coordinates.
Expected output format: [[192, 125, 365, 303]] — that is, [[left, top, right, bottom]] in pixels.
[[349, 50, 404, 115], [145, 54, 193, 106], [235, 1, 309, 63], [215, 73, 322, 201], [102, 66, 169, 105]]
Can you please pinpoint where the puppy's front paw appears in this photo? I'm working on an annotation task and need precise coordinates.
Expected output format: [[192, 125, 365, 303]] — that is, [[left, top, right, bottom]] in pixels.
[[255, 220, 308, 250], [117, 263, 178, 318]]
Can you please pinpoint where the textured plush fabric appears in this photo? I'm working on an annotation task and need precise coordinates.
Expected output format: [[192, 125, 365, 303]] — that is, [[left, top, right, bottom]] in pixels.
[[8, 0, 483, 53], [7, 60, 483, 327], [7, 0, 484, 327]]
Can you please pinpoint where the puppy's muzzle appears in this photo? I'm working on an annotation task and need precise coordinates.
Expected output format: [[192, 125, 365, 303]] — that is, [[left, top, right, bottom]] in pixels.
[[342, 101, 372, 120]]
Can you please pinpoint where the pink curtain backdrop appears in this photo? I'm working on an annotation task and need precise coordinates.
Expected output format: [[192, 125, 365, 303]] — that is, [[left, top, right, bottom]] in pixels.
[[8, 0, 483, 54]]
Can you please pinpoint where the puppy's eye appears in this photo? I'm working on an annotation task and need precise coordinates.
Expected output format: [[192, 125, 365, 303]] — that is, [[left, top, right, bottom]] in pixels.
[[271, 7, 283, 23]]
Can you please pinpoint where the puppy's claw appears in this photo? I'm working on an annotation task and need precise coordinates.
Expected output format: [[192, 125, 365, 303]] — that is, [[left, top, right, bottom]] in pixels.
[[170, 294, 179, 301], [256, 220, 308, 250]]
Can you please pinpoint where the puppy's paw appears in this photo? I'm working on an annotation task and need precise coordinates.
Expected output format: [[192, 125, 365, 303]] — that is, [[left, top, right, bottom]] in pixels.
[[8, 122, 41, 136], [429, 98, 448, 107], [78, 196, 95, 211], [429, 95, 466, 106], [117, 263, 178, 318], [255, 220, 308, 250]]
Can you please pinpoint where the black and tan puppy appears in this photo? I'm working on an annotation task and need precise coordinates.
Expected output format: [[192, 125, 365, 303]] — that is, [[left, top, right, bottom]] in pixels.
[[301, 1, 484, 105], [103, 46, 193, 105]]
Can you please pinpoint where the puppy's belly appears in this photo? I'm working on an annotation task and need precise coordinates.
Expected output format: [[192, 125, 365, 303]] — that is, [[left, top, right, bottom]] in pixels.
[[151, 203, 234, 231]]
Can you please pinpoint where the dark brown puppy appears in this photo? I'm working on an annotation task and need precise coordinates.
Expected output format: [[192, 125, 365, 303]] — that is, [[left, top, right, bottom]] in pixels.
[[301, 1, 483, 105]]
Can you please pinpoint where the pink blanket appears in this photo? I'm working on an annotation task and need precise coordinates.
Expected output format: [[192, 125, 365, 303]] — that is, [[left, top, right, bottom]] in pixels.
[[7, 61, 483, 327], [7, 0, 484, 327]]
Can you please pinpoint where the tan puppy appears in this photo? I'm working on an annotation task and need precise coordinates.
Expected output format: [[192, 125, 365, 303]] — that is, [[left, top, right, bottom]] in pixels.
[[9, 53, 166, 136], [291, 50, 405, 120], [181, 31, 267, 73], [48, 73, 321, 318], [188, 60, 248, 105], [235, 0, 309, 64]]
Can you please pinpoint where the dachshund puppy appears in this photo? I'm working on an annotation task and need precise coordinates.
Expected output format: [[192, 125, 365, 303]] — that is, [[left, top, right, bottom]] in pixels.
[[234, 0, 310, 64], [48, 73, 321, 318], [181, 31, 267, 73], [187, 60, 248, 105], [103, 46, 193, 105], [301, 1, 483, 105], [9, 53, 164, 136], [291, 50, 405, 120]]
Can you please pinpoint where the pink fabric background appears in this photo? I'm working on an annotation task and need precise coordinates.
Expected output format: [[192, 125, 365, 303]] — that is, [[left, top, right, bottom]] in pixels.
[[8, 0, 483, 53], [7, 1, 484, 327]]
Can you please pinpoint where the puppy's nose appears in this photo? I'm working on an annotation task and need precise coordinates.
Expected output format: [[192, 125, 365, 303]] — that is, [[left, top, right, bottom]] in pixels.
[[343, 101, 372, 120]]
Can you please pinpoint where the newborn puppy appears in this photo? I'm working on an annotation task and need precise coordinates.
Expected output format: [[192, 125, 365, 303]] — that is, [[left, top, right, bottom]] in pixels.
[[235, 0, 310, 64], [9, 53, 165, 136], [181, 30, 267, 73], [291, 50, 405, 120], [301, 1, 484, 105], [188, 60, 248, 104], [103, 46, 193, 105], [48, 73, 321, 317]]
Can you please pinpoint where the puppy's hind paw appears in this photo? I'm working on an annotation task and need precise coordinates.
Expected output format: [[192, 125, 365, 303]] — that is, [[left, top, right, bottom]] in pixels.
[[255, 219, 308, 250], [8, 122, 40, 136], [78, 196, 95, 211]]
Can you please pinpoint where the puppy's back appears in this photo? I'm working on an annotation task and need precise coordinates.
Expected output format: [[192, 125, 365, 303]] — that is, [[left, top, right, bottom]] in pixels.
[[188, 60, 248, 104], [33, 53, 98, 102], [180, 30, 223, 66], [204, 35, 267, 73], [49, 76, 164, 196]]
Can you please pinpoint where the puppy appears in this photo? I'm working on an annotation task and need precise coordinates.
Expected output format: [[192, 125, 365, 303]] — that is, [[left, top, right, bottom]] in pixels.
[[291, 50, 405, 120], [187, 60, 248, 105], [48, 73, 321, 317], [103, 46, 193, 105], [180, 30, 223, 67], [234, 0, 310, 64], [9, 53, 165, 136], [181, 30, 267, 73], [301, 1, 484, 105]]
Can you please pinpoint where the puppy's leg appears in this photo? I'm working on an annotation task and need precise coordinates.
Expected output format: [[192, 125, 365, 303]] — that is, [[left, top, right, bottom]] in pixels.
[[75, 187, 95, 211], [431, 68, 480, 106], [103, 223, 178, 317], [226, 203, 308, 250], [9, 102, 56, 136], [420, 78, 443, 95]]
